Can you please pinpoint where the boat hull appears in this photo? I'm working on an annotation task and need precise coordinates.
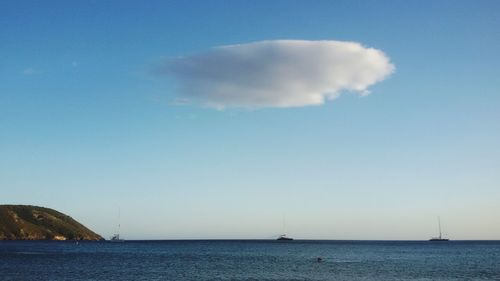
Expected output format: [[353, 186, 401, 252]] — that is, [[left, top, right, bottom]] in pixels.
[[429, 238, 449, 241]]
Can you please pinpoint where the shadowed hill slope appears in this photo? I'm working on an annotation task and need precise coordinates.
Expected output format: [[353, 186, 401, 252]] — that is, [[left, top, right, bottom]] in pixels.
[[0, 205, 103, 240]]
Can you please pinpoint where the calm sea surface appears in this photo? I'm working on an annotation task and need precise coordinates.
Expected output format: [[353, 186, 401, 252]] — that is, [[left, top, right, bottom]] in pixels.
[[1, 240, 499, 280]]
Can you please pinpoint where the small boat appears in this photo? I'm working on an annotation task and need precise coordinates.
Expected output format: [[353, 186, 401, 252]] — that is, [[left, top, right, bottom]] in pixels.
[[429, 237, 449, 241], [110, 233, 124, 242], [277, 215, 293, 240], [277, 234, 293, 241], [109, 208, 124, 242], [429, 216, 449, 241]]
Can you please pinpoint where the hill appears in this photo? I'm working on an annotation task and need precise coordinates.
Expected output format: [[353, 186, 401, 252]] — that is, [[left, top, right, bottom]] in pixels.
[[0, 205, 103, 240]]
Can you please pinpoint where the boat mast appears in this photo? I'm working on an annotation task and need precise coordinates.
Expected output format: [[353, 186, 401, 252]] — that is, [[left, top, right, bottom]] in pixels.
[[438, 216, 442, 239], [117, 208, 121, 239], [282, 214, 286, 236]]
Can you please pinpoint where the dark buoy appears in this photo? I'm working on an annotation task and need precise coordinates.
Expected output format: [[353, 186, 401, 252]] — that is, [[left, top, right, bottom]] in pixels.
[[316, 257, 323, 263]]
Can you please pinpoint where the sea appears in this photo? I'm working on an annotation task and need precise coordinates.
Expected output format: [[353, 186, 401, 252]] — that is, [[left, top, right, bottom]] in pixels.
[[1, 240, 499, 281]]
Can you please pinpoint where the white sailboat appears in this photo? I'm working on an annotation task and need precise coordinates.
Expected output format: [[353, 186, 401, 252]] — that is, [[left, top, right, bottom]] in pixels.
[[429, 216, 449, 241], [277, 215, 293, 241], [110, 208, 124, 242]]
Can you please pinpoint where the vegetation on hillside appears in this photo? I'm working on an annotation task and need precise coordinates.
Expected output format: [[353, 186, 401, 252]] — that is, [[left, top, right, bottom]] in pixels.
[[0, 205, 103, 240]]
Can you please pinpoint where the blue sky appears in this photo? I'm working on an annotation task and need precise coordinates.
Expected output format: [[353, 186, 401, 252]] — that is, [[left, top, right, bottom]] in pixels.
[[1, 1, 499, 240]]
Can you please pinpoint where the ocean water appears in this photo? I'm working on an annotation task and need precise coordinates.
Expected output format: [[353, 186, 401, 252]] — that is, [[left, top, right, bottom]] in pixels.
[[1, 240, 499, 281]]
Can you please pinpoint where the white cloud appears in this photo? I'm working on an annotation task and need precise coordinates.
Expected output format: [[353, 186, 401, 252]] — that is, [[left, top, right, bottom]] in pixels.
[[158, 40, 395, 109]]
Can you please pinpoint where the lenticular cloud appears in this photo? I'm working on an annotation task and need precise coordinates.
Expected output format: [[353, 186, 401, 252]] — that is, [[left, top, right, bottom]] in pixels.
[[159, 40, 395, 109]]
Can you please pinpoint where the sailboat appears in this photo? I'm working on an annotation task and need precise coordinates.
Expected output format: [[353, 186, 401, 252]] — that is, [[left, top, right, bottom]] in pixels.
[[110, 208, 124, 242], [429, 216, 449, 241], [110, 233, 123, 242], [277, 234, 293, 241], [277, 215, 293, 241]]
